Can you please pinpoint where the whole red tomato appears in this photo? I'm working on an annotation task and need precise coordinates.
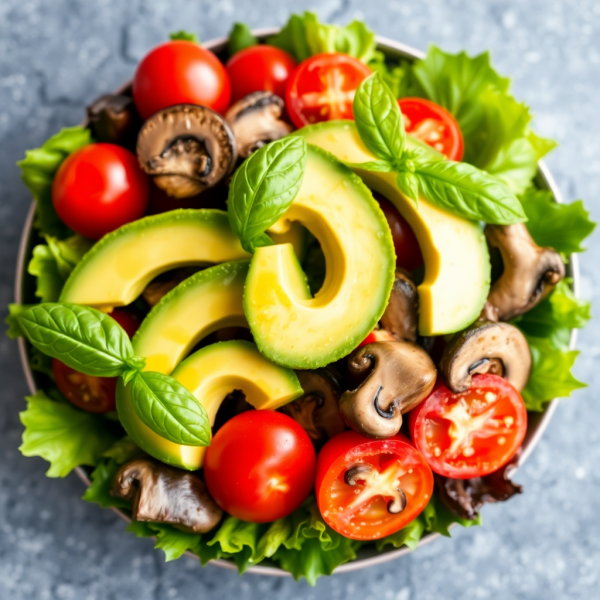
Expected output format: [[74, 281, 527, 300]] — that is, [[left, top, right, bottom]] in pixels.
[[133, 40, 231, 120], [52, 143, 149, 240], [226, 45, 297, 104], [204, 411, 316, 523]]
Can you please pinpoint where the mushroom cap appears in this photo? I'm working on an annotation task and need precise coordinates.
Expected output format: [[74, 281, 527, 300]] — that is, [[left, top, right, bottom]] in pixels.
[[339, 341, 437, 439], [379, 269, 419, 342], [111, 458, 222, 533], [279, 368, 346, 449], [225, 92, 292, 158], [86, 93, 141, 149], [136, 104, 237, 199], [440, 320, 532, 393], [482, 223, 565, 322]]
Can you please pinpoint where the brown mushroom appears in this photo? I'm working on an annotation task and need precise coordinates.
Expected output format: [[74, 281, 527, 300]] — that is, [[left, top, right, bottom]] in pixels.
[[339, 341, 437, 439], [279, 368, 346, 449], [137, 104, 237, 199], [86, 93, 141, 148], [225, 92, 292, 158], [111, 458, 222, 533], [481, 223, 565, 322], [379, 269, 419, 342], [344, 464, 407, 514], [440, 320, 532, 393]]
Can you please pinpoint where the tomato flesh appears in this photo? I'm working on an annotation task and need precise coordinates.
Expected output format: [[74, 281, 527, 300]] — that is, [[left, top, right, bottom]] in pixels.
[[204, 411, 316, 523], [133, 40, 231, 120], [52, 143, 149, 240], [226, 45, 297, 104], [409, 374, 527, 479], [315, 431, 433, 540], [399, 97, 464, 161], [285, 53, 371, 129]]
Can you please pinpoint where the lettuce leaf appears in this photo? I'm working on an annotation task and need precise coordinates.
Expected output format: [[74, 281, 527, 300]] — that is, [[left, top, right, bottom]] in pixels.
[[169, 31, 199, 43], [375, 515, 425, 551], [5, 303, 28, 339], [367, 52, 411, 98], [17, 126, 92, 238], [268, 12, 377, 63], [520, 188, 596, 254], [19, 390, 118, 477], [227, 23, 258, 56], [423, 493, 482, 536]]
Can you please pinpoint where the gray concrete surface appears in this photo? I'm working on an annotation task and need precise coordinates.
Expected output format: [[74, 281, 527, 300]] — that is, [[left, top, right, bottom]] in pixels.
[[1, 1, 599, 598]]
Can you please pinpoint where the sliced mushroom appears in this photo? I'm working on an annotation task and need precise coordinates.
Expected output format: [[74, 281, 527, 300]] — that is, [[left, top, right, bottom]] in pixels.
[[344, 464, 407, 514], [142, 267, 199, 308], [86, 93, 141, 148], [380, 269, 419, 342], [279, 368, 346, 449], [339, 341, 437, 439], [440, 321, 531, 393], [225, 92, 292, 158], [481, 223, 565, 322], [111, 458, 222, 533], [137, 104, 237, 199]]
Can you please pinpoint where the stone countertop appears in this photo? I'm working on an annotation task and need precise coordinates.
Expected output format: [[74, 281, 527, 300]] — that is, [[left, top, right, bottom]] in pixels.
[[1, 1, 599, 598]]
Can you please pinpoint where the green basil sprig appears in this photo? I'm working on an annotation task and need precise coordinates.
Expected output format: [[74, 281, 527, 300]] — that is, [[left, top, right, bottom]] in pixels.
[[227, 136, 307, 253], [18, 303, 210, 448], [351, 72, 527, 225]]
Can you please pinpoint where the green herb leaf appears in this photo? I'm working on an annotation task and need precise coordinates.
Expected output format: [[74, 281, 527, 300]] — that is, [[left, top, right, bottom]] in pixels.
[[18, 303, 135, 377], [345, 160, 396, 172], [268, 12, 377, 63], [129, 371, 211, 447], [169, 30, 199, 43], [521, 335, 586, 411], [519, 188, 596, 254], [20, 391, 118, 477], [412, 158, 527, 224], [227, 136, 307, 249], [17, 126, 92, 238], [228, 22, 258, 56], [242, 231, 274, 254], [396, 170, 420, 205], [353, 72, 405, 164]]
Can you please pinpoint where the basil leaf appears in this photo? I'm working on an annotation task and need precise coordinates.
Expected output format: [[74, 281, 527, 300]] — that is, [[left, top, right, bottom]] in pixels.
[[228, 22, 258, 56], [169, 30, 199, 43], [129, 371, 210, 447], [242, 231, 274, 254], [353, 72, 405, 164], [227, 136, 307, 249], [396, 171, 420, 205], [413, 159, 527, 224], [345, 160, 395, 173], [18, 303, 136, 377]]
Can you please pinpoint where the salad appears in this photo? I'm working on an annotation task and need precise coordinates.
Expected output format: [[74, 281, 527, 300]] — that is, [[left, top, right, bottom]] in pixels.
[[7, 12, 595, 584]]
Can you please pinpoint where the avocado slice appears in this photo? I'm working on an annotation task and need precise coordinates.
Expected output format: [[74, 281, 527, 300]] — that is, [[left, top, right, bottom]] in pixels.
[[60, 209, 249, 308], [116, 341, 302, 470], [295, 121, 491, 336], [134, 260, 249, 375], [244, 145, 396, 369]]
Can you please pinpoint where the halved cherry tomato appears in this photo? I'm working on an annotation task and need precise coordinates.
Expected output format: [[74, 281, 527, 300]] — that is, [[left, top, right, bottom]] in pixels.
[[399, 98, 464, 161], [52, 143, 149, 240], [226, 45, 297, 104], [376, 195, 423, 271], [315, 431, 434, 541], [52, 309, 140, 413], [133, 40, 231, 120], [285, 53, 371, 129], [409, 374, 527, 479], [204, 411, 316, 523]]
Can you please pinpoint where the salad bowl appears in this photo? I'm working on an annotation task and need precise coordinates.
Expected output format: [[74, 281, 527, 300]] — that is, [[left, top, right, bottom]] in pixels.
[[14, 28, 580, 576]]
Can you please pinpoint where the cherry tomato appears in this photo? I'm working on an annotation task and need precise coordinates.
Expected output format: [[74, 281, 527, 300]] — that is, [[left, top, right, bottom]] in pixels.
[[133, 40, 231, 120], [52, 309, 140, 413], [52, 144, 149, 240], [376, 195, 423, 271], [285, 53, 371, 129], [409, 374, 527, 479], [226, 45, 297, 104], [315, 431, 434, 541], [204, 411, 316, 523], [358, 329, 396, 348], [399, 98, 464, 161]]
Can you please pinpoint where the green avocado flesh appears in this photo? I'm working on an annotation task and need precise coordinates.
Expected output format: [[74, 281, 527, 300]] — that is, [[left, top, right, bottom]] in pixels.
[[295, 121, 491, 336], [133, 260, 249, 375], [244, 145, 396, 369], [60, 209, 249, 308], [116, 341, 302, 470]]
